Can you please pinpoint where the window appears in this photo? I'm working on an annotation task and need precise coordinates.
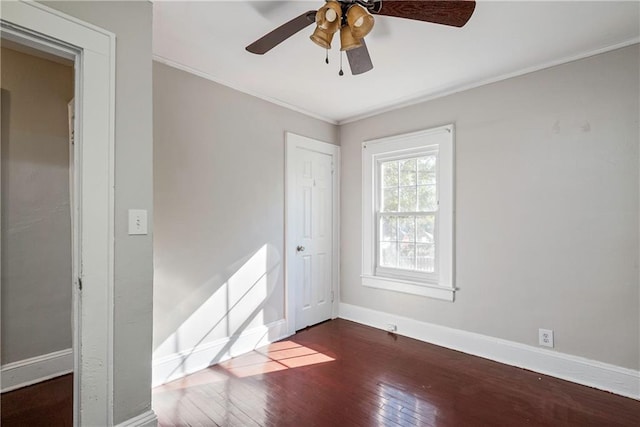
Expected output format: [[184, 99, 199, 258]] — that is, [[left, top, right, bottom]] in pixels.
[[378, 153, 437, 277], [362, 125, 455, 301]]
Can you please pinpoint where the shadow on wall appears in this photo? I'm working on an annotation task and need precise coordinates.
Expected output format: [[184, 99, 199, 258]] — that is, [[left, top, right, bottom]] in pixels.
[[153, 244, 284, 385]]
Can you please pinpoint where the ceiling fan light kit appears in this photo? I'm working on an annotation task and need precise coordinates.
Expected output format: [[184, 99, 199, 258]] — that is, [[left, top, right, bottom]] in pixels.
[[246, 1, 477, 76], [340, 25, 362, 51], [316, 1, 343, 32], [313, 2, 373, 54], [346, 5, 375, 39], [310, 26, 335, 49]]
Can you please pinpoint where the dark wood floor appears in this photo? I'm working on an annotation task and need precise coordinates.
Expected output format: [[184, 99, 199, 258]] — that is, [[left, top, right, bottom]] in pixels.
[[2, 320, 637, 426], [153, 319, 640, 426], [0, 374, 73, 427]]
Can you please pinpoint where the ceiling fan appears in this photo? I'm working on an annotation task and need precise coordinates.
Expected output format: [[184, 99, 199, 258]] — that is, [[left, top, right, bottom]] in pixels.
[[246, 0, 476, 76]]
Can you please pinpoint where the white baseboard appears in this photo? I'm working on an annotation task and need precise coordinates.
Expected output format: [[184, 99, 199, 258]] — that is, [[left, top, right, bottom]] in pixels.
[[152, 319, 290, 387], [1, 348, 73, 393], [115, 410, 158, 427], [339, 303, 640, 400]]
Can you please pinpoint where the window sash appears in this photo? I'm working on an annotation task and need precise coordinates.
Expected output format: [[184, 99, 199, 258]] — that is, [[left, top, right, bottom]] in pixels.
[[374, 151, 440, 280], [375, 211, 439, 280]]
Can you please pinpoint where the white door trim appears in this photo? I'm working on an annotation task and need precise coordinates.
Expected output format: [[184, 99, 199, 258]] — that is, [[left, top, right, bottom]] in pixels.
[[285, 133, 340, 336], [1, 2, 116, 425]]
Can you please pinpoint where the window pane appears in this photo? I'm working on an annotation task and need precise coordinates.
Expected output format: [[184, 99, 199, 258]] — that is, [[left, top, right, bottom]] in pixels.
[[416, 215, 435, 243], [381, 161, 398, 187], [418, 185, 437, 211], [382, 188, 398, 211], [418, 170, 436, 186], [398, 187, 417, 212], [399, 243, 415, 270], [399, 158, 417, 186], [417, 156, 436, 185], [380, 242, 397, 268], [397, 216, 415, 243], [416, 244, 435, 272], [380, 216, 397, 242]]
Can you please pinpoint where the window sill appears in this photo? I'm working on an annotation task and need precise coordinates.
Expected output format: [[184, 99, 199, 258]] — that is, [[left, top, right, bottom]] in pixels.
[[361, 275, 455, 302]]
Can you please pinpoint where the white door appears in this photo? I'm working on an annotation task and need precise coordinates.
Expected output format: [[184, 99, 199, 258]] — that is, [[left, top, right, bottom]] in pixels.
[[286, 134, 339, 331]]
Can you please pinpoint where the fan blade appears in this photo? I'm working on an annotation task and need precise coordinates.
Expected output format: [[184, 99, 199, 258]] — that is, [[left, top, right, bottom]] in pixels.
[[371, 1, 476, 28], [246, 10, 317, 54], [346, 40, 374, 75]]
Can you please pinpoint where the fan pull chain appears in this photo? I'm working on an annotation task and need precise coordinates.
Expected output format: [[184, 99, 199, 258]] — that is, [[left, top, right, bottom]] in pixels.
[[338, 51, 344, 76], [325, 49, 329, 64]]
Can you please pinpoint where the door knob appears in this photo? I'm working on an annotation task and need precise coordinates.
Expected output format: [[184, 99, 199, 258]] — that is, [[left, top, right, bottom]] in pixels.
[[296, 245, 305, 252]]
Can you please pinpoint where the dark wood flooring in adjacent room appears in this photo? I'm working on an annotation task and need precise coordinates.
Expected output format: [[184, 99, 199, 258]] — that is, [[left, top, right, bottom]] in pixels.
[[153, 319, 639, 426], [0, 374, 73, 427]]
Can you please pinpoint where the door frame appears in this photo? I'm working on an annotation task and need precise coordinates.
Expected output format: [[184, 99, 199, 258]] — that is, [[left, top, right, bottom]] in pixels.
[[285, 132, 340, 335], [1, 2, 115, 426]]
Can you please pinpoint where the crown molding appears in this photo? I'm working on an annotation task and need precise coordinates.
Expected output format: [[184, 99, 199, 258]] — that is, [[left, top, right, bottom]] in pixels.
[[154, 37, 638, 127], [338, 38, 640, 124], [152, 55, 339, 125]]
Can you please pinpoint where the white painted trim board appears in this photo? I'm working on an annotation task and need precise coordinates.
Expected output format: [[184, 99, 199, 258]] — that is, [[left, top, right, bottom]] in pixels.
[[152, 319, 289, 387], [153, 55, 338, 125], [1, 2, 117, 425], [339, 303, 640, 400], [115, 410, 158, 427], [1, 349, 73, 393], [155, 39, 638, 125], [339, 38, 640, 124]]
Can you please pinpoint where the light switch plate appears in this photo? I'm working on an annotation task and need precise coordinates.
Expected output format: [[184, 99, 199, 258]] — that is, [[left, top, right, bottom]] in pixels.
[[128, 209, 148, 235]]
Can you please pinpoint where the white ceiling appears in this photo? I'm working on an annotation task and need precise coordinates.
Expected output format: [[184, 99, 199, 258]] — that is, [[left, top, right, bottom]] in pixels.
[[153, 1, 640, 124]]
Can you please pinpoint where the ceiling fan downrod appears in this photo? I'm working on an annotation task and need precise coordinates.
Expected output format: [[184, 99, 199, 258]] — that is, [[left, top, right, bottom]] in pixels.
[[340, 0, 381, 12], [339, 1, 383, 27]]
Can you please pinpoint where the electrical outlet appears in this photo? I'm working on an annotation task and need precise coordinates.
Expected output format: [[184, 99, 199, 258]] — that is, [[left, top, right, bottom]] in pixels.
[[386, 324, 397, 332], [539, 328, 554, 348]]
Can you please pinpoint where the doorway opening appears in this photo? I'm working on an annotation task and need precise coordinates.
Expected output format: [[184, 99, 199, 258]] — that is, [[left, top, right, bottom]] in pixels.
[[0, 38, 75, 425], [1, 2, 116, 424]]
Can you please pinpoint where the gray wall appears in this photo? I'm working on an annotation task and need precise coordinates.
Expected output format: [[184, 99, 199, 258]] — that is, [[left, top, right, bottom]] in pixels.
[[153, 62, 337, 361], [42, 2, 154, 424], [340, 45, 640, 370], [1, 47, 73, 364]]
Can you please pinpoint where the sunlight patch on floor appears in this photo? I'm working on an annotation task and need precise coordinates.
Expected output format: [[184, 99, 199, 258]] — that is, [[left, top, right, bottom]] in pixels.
[[219, 340, 335, 378]]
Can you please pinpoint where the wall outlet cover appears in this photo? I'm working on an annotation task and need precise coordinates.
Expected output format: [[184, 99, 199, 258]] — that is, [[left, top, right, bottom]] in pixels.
[[539, 328, 554, 348]]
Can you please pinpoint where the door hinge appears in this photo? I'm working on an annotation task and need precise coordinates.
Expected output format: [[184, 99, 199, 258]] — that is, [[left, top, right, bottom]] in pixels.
[[78, 277, 82, 291], [331, 290, 334, 303], [331, 162, 335, 174]]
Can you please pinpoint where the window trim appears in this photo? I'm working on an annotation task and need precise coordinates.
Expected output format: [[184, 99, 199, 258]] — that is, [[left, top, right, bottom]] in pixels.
[[361, 124, 455, 302]]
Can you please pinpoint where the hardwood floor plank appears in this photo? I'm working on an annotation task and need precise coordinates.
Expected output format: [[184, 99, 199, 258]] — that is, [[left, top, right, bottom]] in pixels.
[[9, 320, 634, 426], [0, 374, 73, 427], [154, 319, 640, 426]]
